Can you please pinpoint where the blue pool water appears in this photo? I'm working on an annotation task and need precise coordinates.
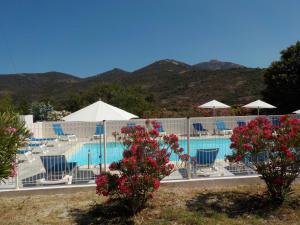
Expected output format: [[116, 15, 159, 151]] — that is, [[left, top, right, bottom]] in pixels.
[[68, 138, 232, 166]]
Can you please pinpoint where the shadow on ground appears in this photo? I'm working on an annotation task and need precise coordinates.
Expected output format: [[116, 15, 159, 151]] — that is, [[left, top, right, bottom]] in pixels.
[[70, 202, 135, 225], [186, 191, 300, 218]]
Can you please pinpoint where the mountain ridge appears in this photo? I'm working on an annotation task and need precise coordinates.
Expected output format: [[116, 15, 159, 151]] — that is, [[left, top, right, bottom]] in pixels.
[[193, 59, 246, 70], [0, 59, 264, 117]]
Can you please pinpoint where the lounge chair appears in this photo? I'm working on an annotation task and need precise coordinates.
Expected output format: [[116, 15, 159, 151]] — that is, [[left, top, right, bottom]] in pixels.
[[52, 124, 77, 141], [237, 120, 246, 127], [26, 142, 48, 154], [191, 148, 219, 176], [17, 150, 35, 163], [192, 123, 209, 136], [271, 117, 280, 127], [243, 151, 268, 168], [156, 122, 166, 135], [216, 120, 233, 135], [37, 155, 77, 185], [28, 137, 57, 142], [127, 122, 136, 128], [93, 124, 104, 139]]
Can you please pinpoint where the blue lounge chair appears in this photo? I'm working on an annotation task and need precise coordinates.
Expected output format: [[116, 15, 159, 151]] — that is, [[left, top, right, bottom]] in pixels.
[[193, 123, 209, 136], [156, 122, 166, 135], [93, 124, 104, 139], [271, 117, 280, 127], [25, 142, 48, 154], [38, 155, 77, 185], [52, 124, 77, 141], [127, 122, 136, 128], [242, 152, 268, 169], [29, 137, 57, 142], [216, 120, 233, 135], [192, 148, 219, 176], [237, 120, 246, 127]]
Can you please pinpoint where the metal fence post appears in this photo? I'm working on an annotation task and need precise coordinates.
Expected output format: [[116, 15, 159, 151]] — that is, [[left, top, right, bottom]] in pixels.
[[186, 117, 191, 179], [103, 120, 107, 172], [15, 156, 19, 190]]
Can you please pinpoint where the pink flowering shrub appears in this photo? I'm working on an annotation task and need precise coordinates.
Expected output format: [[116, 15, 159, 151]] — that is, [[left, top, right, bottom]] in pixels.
[[96, 120, 188, 214], [0, 112, 29, 182], [229, 115, 300, 203]]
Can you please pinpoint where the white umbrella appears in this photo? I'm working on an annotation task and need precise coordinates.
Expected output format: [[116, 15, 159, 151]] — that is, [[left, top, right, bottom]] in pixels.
[[243, 99, 276, 115], [63, 100, 138, 122], [293, 110, 300, 114], [63, 100, 138, 174], [198, 99, 230, 116]]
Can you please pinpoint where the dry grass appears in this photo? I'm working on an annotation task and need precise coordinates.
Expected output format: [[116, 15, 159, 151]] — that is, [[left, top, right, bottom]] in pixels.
[[1, 183, 300, 225]]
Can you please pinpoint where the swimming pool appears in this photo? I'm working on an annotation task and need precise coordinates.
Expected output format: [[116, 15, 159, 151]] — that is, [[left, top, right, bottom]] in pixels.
[[68, 138, 232, 166]]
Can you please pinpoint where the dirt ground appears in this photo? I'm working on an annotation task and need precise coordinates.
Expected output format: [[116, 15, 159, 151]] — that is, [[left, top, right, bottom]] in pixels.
[[1, 178, 300, 225]]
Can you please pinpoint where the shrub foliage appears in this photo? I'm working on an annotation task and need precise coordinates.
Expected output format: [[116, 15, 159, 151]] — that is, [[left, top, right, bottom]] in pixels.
[[0, 112, 29, 182], [96, 120, 188, 214], [229, 115, 300, 203]]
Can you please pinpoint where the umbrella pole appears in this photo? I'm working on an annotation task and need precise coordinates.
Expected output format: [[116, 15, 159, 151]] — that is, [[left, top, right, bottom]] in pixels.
[[99, 127, 102, 174], [213, 107, 216, 135], [258, 107, 260, 116]]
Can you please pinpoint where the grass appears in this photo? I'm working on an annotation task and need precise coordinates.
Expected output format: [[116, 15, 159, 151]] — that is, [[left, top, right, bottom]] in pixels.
[[1, 183, 300, 225]]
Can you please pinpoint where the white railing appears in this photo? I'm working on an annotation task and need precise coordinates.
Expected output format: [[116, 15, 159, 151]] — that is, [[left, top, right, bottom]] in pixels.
[[0, 114, 296, 190]]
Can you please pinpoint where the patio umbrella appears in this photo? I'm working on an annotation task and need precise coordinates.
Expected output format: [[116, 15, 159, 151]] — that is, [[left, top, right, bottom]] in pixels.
[[293, 110, 300, 114], [242, 99, 276, 115], [62, 100, 138, 122], [198, 100, 230, 116], [62, 100, 138, 173]]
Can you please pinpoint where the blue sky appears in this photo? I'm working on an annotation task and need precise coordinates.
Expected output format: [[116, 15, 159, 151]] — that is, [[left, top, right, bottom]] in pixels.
[[0, 0, 299, 77]]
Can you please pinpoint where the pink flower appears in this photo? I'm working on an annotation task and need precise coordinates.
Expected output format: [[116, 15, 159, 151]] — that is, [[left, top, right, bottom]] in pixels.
[[236, 154, 243, 161], [242, 144, 253, 151], [10, 162, 17, 177], [130, 145, 138, 154], [109, 162, 117, 170], [179, 154, 190, 161], [153, 178, 160, 190], [5, 127, 17, 134], [149, 129, 159, 137]]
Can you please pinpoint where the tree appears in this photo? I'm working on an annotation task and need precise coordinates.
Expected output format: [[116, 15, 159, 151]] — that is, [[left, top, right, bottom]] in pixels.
[[0, 93, 14, 112], [71, 83, 156, 117], [0, 111, 30, 182], [30, 101, 54, 121], [263, 41, 300, 113]]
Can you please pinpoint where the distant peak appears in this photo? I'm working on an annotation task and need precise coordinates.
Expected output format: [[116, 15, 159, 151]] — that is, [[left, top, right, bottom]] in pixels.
[[110, 68, 128, 73], [193, 59, 246, 70], [156, 59, 190, 66], [209, 59, 222, 63]]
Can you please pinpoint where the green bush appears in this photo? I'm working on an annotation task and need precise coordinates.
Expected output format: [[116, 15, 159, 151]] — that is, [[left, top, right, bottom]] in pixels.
[[0, 112, 30, 182]]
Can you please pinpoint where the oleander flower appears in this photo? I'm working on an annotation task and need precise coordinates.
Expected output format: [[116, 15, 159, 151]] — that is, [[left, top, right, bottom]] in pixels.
[[229, 115, 300, 203], [96, 120, 188, 214]]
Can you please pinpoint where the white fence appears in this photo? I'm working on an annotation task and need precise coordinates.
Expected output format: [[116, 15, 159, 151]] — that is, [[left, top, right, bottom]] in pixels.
[[0, 114, 296, 190]]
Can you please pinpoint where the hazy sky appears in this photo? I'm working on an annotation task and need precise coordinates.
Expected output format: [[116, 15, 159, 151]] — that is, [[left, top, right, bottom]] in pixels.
[[0, 0, 299, 77]]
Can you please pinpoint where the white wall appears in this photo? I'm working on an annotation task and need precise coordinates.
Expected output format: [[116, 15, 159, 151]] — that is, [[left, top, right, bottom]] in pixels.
[[32, 115, 270, 139]]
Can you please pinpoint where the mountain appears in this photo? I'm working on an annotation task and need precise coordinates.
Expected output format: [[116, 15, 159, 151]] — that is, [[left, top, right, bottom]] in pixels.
[[134, 59, 191, 74], [82, 60, 264, 115], [85, 68, 130, 82], [0, 71, 79, 100], [193, 59, 246, 70], [0, 60, 265, 116]]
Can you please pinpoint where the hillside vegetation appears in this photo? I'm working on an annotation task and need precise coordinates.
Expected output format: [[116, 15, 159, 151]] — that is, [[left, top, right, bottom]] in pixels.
[[0, 60, 265, 117]]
